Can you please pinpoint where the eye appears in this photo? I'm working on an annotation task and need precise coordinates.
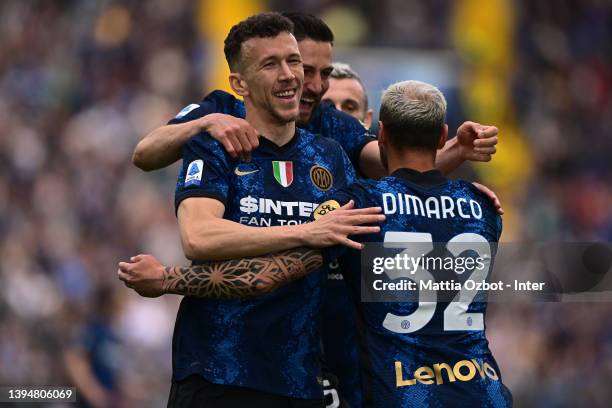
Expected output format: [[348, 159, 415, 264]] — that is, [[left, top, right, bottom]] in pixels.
[[321, 69, 333, 79], [343, 101, 359, 112], [303, 66, 314, 76]]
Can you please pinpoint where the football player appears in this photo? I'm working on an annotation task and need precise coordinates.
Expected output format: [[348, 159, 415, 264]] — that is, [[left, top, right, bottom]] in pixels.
[[122, 13, 385, 408]]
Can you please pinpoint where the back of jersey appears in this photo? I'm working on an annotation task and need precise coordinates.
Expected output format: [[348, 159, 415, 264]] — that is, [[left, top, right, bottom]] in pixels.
[[334, 169, 512, 407]]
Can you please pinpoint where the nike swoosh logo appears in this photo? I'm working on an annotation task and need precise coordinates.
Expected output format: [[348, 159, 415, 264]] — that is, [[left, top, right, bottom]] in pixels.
[[234, 168, 260, 176]]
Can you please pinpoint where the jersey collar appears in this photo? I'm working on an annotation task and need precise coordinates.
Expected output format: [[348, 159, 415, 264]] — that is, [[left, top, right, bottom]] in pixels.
[[391, 168, 447, 186], [258, 128, 301, 156]]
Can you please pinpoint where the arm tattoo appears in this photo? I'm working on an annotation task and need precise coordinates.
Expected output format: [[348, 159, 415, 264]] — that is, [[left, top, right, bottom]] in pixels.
[[162, 248, 323, 299]]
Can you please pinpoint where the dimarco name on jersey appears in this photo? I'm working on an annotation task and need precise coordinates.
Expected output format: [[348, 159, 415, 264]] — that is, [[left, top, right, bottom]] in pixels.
[[382, 193, 483, 220]]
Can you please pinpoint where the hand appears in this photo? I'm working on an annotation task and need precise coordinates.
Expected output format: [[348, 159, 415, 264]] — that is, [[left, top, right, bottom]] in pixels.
[[456, 121, 498, 162], [302, 201, 385, 250], [198, 113, 259, 161], [117, 254, 167, 297], [472, 182, 504, 215]]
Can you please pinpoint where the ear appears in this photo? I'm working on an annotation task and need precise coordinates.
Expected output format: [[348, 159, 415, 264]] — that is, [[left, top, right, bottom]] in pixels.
[[363, 109, 373, 129], [377, 121, 386, 144], [438, 124, 448, 149], [229, 73, 249, 97]]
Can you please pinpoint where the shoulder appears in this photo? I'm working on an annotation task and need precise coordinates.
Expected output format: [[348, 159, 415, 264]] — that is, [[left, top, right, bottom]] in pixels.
[[337, 178, 380, 206], [319, 103, 363, 128], [300, 128, 344, 150], [201, 89, 238, 105], [457, 180, 502, 234], [202, 90, 245, 114], [458, 181, 497, 212], [186, 132, 234, 164]]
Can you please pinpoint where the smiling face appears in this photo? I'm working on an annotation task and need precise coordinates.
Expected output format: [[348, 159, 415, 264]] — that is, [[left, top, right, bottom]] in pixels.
[[296, 39, 333, 126], [234, 32, 304, 124]]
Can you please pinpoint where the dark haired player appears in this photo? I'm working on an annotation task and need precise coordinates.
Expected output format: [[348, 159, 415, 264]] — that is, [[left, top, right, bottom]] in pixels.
[[137, 13, 385, 408], [121, 80, 511, 407]]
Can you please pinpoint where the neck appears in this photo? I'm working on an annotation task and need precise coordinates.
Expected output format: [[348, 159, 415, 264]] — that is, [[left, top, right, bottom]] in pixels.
[[244, 100, 296, 146], [386, 148, 436, 175]]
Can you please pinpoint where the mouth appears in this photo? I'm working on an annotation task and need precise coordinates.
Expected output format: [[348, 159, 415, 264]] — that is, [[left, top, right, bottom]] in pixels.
[[273, 88, 298, 100], [300, 96, 316, 107]]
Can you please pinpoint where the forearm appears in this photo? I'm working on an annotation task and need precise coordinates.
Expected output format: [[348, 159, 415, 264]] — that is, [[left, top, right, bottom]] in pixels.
[[182, 217, 309, 261], [435, 137, 463, 175], [359, 141, 386, 179], [133, 120, 203, 171], [163, 247, 323, 298]]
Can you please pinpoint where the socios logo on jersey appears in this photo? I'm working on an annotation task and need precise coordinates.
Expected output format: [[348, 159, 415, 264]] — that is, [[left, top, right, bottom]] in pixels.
[[395, 359, 499, 387], [310, 165, 333, 191], [185, 159, 203, 186], [272, 161, 293, 187], [313, 200, 340, 220]]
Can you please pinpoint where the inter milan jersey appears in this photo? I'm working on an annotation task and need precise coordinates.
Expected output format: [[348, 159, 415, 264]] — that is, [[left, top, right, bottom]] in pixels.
[[170, 91, 369, 405], [319, 169, 512, 407], [173, 127, 356, 399]]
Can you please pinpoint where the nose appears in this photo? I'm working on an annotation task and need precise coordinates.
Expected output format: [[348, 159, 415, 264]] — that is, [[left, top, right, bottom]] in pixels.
[[279, 61, 295, 82], [305, 73, 322, 95]]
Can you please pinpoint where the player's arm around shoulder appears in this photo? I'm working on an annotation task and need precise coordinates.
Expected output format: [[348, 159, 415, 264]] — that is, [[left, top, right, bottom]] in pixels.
[[132, 91, 258, 171]]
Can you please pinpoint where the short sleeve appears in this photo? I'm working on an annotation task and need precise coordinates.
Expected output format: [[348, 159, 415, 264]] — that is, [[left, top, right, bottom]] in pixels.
[[174, 134, 233, 212], [495, 215, 503, 242], [167, 90, 245, 125], [317, 105, 376, 171]]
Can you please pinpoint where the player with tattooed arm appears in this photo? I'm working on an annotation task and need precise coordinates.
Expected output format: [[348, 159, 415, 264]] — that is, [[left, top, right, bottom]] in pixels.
[[119, 13, 386, 408]]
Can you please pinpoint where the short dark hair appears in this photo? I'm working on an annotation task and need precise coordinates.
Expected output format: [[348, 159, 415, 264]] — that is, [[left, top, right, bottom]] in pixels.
[[379, 80, 447, 152], [281, 12, 334, 43], [224, 12, 294, 72]]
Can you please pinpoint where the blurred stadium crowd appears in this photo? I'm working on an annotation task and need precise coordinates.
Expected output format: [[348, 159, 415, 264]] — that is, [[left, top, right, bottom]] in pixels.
[[0, 0, 610, 406]]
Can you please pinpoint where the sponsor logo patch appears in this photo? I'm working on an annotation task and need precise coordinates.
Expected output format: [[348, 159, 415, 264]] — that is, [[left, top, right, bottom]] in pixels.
[[310, 165, 333, 191], [313, 200, 340, 220], [185, 159, 203, 186], [234, 165, 260, 176], [175, 103, 200, 118]]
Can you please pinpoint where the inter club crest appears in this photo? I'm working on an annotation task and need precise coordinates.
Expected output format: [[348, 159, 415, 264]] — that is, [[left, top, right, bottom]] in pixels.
[[272, 161, 293, 187], [310, 165, 333, 191]]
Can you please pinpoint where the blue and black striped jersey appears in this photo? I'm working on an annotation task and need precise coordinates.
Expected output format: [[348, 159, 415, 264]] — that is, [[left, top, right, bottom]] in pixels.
[[320, 168, 512, 407], [173, 127, 356, 399], [170, 90, 370, 404]]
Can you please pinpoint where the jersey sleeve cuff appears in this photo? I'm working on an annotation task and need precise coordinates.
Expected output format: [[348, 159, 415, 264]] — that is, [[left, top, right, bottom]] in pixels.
[[174, 191, 227, 215], [353, 136, 377, 171]]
